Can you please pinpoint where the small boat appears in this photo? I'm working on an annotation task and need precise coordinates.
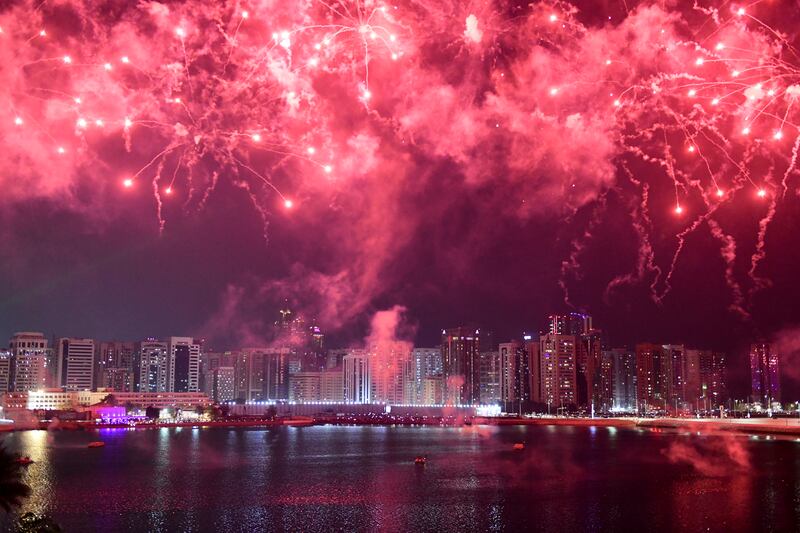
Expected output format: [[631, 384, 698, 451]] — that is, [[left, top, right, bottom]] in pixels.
[[414, 456, 427, 465], [15, 456, 34, 466], [512, 443, 525, 451], [87, 441, 105, 448]]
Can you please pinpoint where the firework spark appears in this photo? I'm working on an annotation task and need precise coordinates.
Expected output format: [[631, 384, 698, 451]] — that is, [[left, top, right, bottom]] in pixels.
[[1, 0, 799, 325]]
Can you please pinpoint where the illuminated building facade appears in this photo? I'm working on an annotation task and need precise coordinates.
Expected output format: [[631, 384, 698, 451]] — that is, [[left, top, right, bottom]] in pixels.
[[343, 350, 370, 403], [538, 333, 577, 409], [136, 339, 169, 393], [608, 348, 636, 411], [9, 332, 49, 392], [168, 337, 201, 393], [750, 343, 780, 407], [57, 337, 95, 391], [479, 350, 501, 404], [441, 327, 484, 405]]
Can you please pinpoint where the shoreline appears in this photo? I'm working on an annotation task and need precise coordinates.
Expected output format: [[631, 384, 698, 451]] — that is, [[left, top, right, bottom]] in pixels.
[[3, 415, 800, 436]]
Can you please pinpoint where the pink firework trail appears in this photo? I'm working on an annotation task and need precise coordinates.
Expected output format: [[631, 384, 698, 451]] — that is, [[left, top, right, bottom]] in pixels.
[[1, 1, 799, 322]]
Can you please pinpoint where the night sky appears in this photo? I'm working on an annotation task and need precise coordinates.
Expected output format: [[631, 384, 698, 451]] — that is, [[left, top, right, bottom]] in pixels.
[[2, 0, 800, 397]]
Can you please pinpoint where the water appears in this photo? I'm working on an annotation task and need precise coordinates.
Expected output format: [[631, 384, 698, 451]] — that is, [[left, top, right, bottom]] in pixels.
[[3, 424, 800, 532]]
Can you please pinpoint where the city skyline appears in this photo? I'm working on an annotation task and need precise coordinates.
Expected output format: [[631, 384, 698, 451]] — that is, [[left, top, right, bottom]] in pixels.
[[1, 309, 783, 404], [3, 302, 800, 397]]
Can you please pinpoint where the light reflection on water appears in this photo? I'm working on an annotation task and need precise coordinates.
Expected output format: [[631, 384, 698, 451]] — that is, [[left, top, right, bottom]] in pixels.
[[1, 425, 799, 532]]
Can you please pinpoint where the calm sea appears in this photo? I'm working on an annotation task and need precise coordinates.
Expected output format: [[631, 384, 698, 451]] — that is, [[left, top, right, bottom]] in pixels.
[[2, 424, 800, 532]]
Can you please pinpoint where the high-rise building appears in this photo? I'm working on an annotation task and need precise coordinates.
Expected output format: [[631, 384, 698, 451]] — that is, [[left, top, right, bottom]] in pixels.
[[326, 348, 349, 370], [136, 339, 169, 393], [201, 351, 238, 396], [304, 322, 326, 371], [538, 333, 577, 410], [103, 368, 134, 392], [698, 350, 727, 409], [682, 348, 702, 408], [369, 343, 411, 405], [576, 329, 603, 410], [320, 369, 344, 402], [343, 350, 370, 403], [420, 376, 444, 405], [607, 348, 636, 411], [96, 341, 135, 390], [750, 343, 780, 407], [289, 372, 322, 402], [168, 337, 201, 392], [595, 350, 614, 414], [635, 343, 668, 413], [56, 338, 95, 391], [264, 348, 291, 400], [209, 366, 235, 403], [524, 334, 540, 403], [235, 348, 267, 401], [9, 332, 49, 392], [408, 348, 442, 404], [547, 313, 592, 336], [0, 351, 12, 394], [479, 350, 501, 404], [274, 305, 304, 337], [499, 340, 533, 407], [441, 327, 483, 405], [662, 344, 687, 412]]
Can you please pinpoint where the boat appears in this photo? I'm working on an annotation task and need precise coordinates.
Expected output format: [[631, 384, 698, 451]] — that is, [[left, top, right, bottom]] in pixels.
[[281, 416, 315, 427], [15, 456, 34, 466], [512, 443, 525, 451], [88, 441, 105, 448], [414, 456, 427, 465]]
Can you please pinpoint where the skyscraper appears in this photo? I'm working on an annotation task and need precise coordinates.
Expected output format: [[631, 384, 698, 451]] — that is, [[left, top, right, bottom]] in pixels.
[[499, 340, 533, 407], [635, 343, 668, 413], [479, 350, 501, 404], [593, 349, 614, 414], [210, 366, 235, 403], [168, 337, 201, 392], [0, 350, 12, 394], [136, 339, 169, 393], [289, 372, 322, 402], [9, 332, 49, 392], [96, 341, 135, 391], [319, 369, 344, 402], [698, 350, 727, 409], [343, 349, 370, 403], [750, 343, 780, 407], [57, 337, 95, 391], [524, 335, 540, 403], [264, 347, 291, 400], [441, 327, 483, 405], [548, 313, 592, 336], [608, 348, 636, 412], [369, 343, 410, 405], [663, 344, 686, 413], [235, 348, 270, 401], [538, 333, 577, 410], [576, 328, 603, 410], [409, 348, 442, 404]]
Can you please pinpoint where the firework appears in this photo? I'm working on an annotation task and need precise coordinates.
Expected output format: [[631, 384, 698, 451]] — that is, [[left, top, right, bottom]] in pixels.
[[1, 0, 799, 321]]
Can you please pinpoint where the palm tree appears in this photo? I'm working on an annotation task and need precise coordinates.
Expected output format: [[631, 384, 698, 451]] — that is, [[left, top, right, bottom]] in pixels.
[[0, 444, 31, 512], [16, 512, 62, 532]]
